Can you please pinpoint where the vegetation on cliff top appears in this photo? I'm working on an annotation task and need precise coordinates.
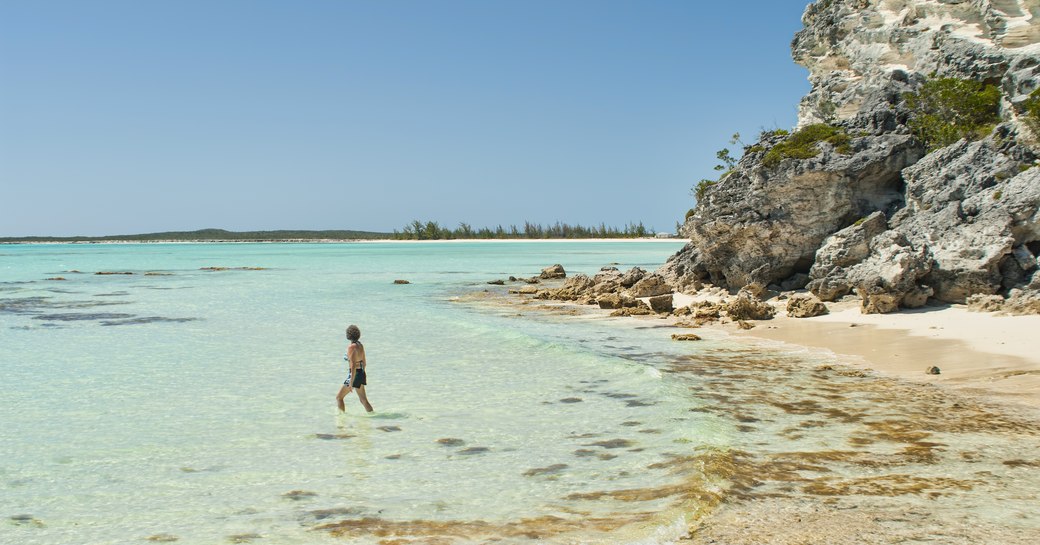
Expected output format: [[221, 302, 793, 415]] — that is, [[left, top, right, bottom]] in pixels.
[[761, 123, 852, 167], [693, 133, 743, 201], [393, 220, 654, 240], [904, 76, 1001, 150]]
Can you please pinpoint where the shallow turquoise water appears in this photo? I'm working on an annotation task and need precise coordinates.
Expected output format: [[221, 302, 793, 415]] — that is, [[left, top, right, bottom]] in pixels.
[[1, 241, 720, 544], [4, 241, 1040, 544]]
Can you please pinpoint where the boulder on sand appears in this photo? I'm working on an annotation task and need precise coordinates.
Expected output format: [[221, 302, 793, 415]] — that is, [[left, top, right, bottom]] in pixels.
[[648, 294, 674, 314], [725, 294, 776, 320], [786, 293, 828, 318], [540, 264, 566, 279], [626, 274, 672, 298]]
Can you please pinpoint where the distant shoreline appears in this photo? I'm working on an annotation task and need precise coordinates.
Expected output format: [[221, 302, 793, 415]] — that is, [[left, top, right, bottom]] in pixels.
[[1, 237, 687, 245]]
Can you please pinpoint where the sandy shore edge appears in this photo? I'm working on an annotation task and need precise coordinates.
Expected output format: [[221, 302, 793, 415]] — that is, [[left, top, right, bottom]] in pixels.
[[678, 295, 1040, 409], [668, 295, 1040, 544]]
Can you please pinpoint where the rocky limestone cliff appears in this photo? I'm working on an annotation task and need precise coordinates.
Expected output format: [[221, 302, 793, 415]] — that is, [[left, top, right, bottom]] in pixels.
[[661, 0, 1040, 313]]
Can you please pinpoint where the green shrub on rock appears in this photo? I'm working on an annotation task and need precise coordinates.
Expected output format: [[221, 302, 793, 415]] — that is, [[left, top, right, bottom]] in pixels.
[[761, 123, 852, 167], [694, 179, 717, 200], [904, 77, 1001, 150], [1023, 88, 1040, 136], [691, 134, 743, 202]]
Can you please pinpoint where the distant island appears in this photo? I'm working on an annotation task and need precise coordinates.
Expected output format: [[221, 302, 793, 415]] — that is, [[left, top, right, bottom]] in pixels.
[[1, 222, 676, 243], [0, 228, 393, 243]]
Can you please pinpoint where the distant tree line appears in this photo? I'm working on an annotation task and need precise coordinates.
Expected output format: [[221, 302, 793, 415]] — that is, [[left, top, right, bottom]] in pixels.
[[392, 220, 655, 240]]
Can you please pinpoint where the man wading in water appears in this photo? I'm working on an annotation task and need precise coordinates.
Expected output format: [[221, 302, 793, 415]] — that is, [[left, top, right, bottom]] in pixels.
[[336, 324, 374, 413]]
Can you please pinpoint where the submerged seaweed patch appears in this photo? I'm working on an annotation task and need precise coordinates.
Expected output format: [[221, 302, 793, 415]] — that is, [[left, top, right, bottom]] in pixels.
[[99, 317, 199, 326], [585, 439, 635, 449], [9, 514, 45, 528], [802, 474, 976, 497], [33, 312, 134, 322], [313, 433, 355, 440], [300, 507, 366, 525], [226, 533, 262, 543], [316, 513, 653, 541], [0, 296, 130, 315], [523, 464, 568, 477], [145, 534, 179, 542]]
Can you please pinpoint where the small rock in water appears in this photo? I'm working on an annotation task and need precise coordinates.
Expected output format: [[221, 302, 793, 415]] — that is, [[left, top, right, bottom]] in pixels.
[[927, 366, 941, 375], [736, 320, 755, 330], [227, 533, 262, 543], [559, 397, 583, 403], [10, 514, 44, 528], [146, 534, 180, 542], [457, 446, 490, 455], [282, 490, 318, 501], [486, 279, 505, 285], [393, 279, 411, 285], [671, 333, 702, 341], [377, 426, 402, 432], [523, 463, 569, 477], [45, 277, 66, 281], [436, 438, 466, 447]]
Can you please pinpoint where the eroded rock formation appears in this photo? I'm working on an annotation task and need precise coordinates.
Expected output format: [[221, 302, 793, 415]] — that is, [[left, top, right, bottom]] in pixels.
[[661, 0, 1040, 313]]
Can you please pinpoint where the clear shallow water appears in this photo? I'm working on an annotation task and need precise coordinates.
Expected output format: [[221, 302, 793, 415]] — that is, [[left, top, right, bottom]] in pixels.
[[3, 242, 1040, 544]]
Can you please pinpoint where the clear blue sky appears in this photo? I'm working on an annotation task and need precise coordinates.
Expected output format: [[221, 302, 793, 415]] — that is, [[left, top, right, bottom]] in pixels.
[[1, 1, 813, 237]]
